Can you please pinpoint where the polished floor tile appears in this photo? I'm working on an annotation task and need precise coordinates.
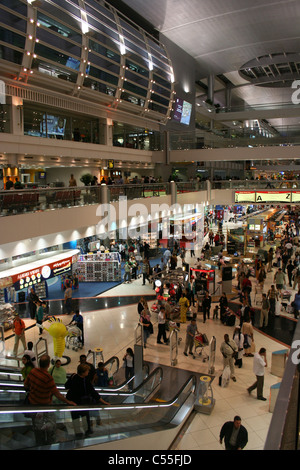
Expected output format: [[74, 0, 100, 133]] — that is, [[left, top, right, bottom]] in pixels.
[[2, 224, 296, 451]]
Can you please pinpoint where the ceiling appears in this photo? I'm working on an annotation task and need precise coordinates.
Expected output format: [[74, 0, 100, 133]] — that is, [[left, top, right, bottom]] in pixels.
[[119, 0, 300, 131]]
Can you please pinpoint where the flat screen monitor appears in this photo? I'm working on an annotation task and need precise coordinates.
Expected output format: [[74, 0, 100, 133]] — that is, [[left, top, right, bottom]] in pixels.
[[173, 98, 192, 125], [40, 115, 66, 138]]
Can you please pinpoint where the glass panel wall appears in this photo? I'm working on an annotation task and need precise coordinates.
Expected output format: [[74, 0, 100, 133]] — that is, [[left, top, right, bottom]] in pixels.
[[112, 121, 162, 150], [23, 104, 102, 144]]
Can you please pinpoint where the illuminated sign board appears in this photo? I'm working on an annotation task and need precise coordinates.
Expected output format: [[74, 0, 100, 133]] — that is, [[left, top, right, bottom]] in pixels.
[[235, 191, 255, 203], [235, 191, 294, 203], [255, 191, 291, 203]]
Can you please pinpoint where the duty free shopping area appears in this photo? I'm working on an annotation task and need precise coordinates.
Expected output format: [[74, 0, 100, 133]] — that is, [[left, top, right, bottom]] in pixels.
[[0, 204, 299, 451]]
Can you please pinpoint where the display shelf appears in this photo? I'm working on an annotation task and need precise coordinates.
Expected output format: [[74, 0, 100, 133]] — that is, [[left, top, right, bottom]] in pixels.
[[77, 253, 121, 282]]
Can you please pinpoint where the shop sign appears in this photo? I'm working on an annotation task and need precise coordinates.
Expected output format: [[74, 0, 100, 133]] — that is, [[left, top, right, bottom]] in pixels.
[[234, 191, 255, 203], [255, 191, 291, 203], [12, 256, 73, 288]]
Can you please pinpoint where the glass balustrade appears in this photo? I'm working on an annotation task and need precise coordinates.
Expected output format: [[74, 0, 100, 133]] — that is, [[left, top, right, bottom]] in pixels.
[[0, 368, 195, 450]]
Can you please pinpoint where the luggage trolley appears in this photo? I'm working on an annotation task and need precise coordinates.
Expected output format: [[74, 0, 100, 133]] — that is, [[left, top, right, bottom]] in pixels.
[[65, 325, 83, 351], [168, 321, 182, 344], [193, 333, 209, 361]]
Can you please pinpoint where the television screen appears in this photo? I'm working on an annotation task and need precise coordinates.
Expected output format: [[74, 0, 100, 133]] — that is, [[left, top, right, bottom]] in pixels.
[[40, 115, 66, 138], [173, 98, 192, 125]]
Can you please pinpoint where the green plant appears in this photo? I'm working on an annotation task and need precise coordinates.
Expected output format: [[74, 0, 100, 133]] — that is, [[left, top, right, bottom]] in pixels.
[[80, 173, 93, 186]]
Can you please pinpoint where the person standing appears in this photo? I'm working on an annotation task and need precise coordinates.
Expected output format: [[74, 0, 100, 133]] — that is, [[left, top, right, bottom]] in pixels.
[[183, 318, 199, 357], [156, 306, 168, 345], [35, 300, 45, 335], [273, 268, 285, 295], [69, 174, 77, 187], [123, 348, 134, 391], [21, 354, 34, 381], [65, 363, 109, 438], [12, 312, 26, 357], [48, 359, 67, 385], [202, 291, 211, 323], [68, 310, 84, 346], [28, 287, 39, 320], [267, 284, 278, 316], [260, 294, 270, 328], [220, 333, 238, 382], [233, 326, 244, 369], [247, 348, 268, 401], [24, 354, 76, 445], [287, 259, 294, 287], [219, 416, 248, 450], [179, 292, 190, 323], [64, 281, 73, 315], [140, 309, 152, 348]]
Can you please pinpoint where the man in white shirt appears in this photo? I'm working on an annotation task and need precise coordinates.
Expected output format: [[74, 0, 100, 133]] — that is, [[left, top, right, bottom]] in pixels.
[[247, 348, 267, 400]]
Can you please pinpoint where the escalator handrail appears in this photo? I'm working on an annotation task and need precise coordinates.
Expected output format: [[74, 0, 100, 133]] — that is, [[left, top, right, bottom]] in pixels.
[[0, 365, 163, 398], [0, 373, 196, 414]]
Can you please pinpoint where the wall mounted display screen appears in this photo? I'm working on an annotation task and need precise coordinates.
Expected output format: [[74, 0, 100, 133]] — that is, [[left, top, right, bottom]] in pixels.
[[40, 115, 66, 137], [173, 98, 192, 125]]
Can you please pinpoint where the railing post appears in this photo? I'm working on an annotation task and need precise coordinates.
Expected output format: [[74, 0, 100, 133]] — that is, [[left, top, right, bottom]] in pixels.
[[100, 183, 109, 204], [206, 179, 211, 204], [170, 180, 177, 205]]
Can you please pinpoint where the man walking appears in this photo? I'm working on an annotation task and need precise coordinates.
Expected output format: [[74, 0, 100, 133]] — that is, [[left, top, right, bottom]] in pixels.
[[12, 312, 26, 357], [220, 333, 238, 382], [183, 318, 199, 357], [219, 415, 248, 450], [247, 347, 268, 400], [24, 354, 76, 444]]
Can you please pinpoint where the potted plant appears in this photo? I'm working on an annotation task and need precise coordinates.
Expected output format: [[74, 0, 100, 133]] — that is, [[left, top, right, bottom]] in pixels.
[[80, 173, 93, 186]]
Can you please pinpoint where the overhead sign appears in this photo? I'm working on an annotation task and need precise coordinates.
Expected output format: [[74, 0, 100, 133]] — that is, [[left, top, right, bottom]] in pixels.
[[255, 191, 291, 203], [235, 191, 255, 203], [235, 191, 295, 203]]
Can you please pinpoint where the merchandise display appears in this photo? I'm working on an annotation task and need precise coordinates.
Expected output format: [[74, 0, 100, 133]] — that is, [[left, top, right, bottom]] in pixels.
[[0, 302, 16, 331], [77, 252, 121, 282]]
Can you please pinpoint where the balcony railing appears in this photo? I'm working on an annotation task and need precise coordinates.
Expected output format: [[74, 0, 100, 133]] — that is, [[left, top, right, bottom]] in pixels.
[[0, 181, 212, 217], [0, 179, 298, 218]]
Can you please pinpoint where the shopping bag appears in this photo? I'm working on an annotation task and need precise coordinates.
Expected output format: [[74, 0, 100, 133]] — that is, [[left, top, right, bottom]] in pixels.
[[275, 301, 281, 316], [221, 366, 231, 388]]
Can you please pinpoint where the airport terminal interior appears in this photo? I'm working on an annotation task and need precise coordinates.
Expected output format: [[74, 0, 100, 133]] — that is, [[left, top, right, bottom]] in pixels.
[[0, 0, 300, 452]]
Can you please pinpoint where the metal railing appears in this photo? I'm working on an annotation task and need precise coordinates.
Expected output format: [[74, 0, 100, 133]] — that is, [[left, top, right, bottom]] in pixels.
[[1, 179, 299, 218]]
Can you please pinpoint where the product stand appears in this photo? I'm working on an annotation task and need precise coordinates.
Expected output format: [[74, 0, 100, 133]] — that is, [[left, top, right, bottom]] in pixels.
[[77, 252, 121, 282]]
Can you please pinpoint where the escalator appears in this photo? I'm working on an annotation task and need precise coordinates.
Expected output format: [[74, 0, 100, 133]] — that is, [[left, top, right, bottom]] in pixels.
[[0, 370, 196, 450], [0, 354, 152, 405]]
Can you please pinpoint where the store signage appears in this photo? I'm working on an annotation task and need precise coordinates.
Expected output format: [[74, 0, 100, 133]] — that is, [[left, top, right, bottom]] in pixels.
[[235, 191, 255, 203], [10, 255, 74, 287], [235, 191, 294, 203], [108, 159, 114, 169], [255, 191, 291, 203]]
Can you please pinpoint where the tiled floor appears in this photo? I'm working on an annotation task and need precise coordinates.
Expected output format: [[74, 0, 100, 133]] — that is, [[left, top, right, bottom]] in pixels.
[[2, 220, 296, 451]]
